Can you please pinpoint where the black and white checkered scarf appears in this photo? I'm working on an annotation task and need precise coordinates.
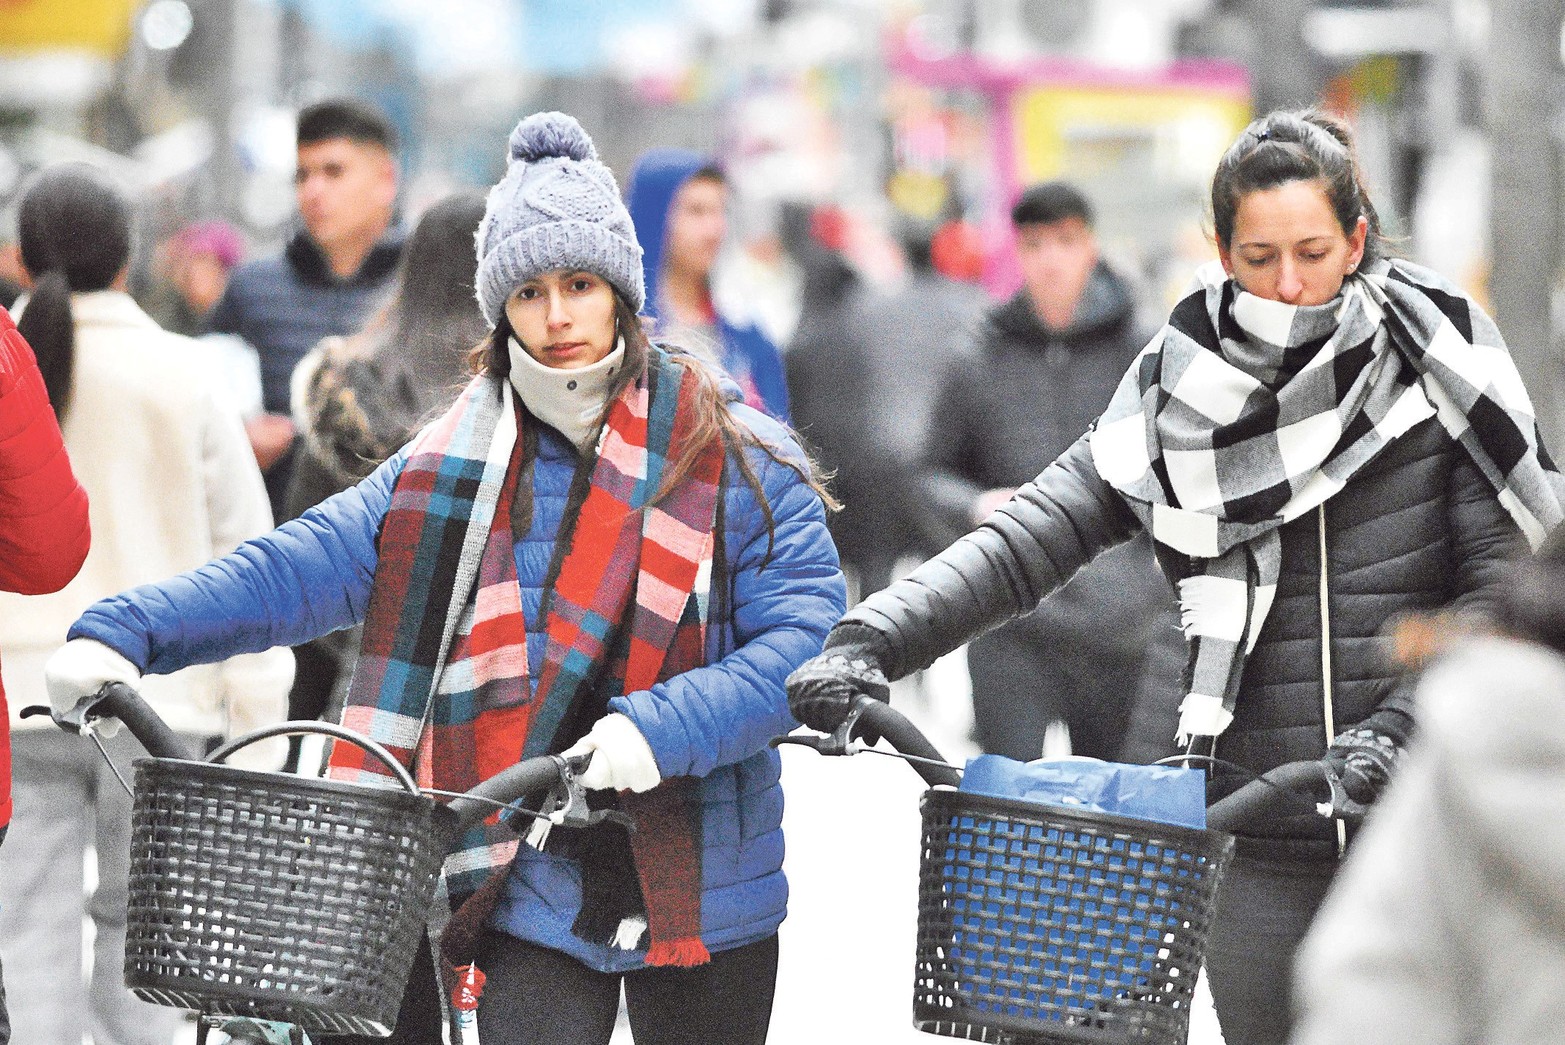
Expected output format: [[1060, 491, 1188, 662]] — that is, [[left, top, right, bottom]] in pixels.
[[1090, 257, 1563, 741]]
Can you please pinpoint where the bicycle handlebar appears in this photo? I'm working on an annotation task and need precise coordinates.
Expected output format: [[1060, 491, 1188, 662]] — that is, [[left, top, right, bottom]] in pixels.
[[773, 695, 961, 788], [779, 695, 1351, 835], [23, 684, 624, 838], [1203, 759, 1332, 834], [445, 754, 596, 832]]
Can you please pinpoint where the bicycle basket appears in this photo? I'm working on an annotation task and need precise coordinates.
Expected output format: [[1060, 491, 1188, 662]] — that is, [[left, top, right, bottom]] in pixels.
[[913, 789, 1234, 1045], [123, 756, 454, 1036]]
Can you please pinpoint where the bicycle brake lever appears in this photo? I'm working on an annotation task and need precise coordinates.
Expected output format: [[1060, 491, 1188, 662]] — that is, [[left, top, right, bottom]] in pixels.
[[545, 752, 636, 834], [20, 700, 92, 732], [770, 701, 870, 757], [20, 684, 118, 735]]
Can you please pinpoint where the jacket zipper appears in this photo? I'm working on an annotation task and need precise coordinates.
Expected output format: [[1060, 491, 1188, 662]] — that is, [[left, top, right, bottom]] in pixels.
[[1318, 505, 1347, 856]]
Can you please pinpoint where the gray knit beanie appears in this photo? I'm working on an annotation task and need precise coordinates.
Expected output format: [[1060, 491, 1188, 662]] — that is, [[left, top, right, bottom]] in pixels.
[[475, 112, 644, 326]]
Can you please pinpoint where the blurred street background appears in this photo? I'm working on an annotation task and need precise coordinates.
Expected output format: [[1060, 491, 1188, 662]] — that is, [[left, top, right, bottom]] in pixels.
[[4, 0, 1565, 445]]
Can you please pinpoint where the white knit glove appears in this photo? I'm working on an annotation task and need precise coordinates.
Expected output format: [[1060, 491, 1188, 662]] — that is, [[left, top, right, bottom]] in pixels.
[[43, 638, 141, 737], [563, 713, 662, 793]]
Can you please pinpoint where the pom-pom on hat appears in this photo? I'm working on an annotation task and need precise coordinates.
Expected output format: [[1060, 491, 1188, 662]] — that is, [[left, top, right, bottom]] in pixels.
[[475, 111, 644, 325]]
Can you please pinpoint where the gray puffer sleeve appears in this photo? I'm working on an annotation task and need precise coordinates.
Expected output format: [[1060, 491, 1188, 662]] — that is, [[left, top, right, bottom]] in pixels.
[[839, 432, 1143, 679]]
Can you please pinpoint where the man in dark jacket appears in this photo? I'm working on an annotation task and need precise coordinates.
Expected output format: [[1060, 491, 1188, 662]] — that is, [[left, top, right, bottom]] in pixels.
[[207, 98, 404, 769], [207, 97, 404, 522], [918, 182, 1181, 763]]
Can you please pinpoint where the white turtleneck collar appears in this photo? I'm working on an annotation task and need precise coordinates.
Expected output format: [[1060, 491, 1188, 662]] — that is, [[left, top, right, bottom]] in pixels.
[[507, 336, 625, 452]]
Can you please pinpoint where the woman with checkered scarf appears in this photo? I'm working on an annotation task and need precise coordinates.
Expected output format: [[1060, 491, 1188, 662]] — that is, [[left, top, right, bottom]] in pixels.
[[788, 109, 1562, 1045], [43, 112, 846, 1045]]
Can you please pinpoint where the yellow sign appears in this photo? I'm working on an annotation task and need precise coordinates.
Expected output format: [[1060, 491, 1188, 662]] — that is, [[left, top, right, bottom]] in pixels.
[[0, 0, 140, 57], [1013, 83, 1250, 187]]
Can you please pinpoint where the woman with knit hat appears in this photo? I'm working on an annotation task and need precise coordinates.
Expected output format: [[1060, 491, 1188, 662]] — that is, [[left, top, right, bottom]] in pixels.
[[42, 112, 844, 1044]]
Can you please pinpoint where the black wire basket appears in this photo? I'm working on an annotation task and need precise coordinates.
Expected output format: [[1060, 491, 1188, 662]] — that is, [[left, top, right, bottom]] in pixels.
[[912, 788, 1234, 1045], [121, 725, 455, 1036]]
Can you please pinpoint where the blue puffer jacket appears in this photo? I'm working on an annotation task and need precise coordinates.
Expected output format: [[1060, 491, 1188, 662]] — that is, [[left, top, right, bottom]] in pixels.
[[70, 403, 845, 972]]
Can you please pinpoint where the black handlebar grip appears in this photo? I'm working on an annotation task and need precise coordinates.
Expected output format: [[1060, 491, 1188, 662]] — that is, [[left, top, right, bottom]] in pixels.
[[445, 755, 571, 831], [90, 682, 200, 762], [853, 700, 962, 788], [1204, 760, 1329, 835]]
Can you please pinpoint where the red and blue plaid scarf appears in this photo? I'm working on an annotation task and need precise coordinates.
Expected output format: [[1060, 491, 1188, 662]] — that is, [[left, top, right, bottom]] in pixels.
[[329, 345, 722, 973]]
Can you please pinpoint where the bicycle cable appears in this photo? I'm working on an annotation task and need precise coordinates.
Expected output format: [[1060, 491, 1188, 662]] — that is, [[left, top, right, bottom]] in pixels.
[[1154, 752, 1326, 815], [418, 788, 552, 822], [858, 745, 962, 776]]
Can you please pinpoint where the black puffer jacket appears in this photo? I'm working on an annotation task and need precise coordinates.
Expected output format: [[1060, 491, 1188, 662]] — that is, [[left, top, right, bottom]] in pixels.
[[841, 417, 1524, 857]]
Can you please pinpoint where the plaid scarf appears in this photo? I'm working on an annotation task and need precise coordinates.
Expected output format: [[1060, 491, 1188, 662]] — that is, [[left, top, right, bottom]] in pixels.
[[329, 345, 722, 974], [1091, 258, 1562, 741]]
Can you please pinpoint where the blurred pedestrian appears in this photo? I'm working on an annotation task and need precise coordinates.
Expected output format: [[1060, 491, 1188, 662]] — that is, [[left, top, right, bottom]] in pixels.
[[780, 203, 876, 593], [159, 219, 245, 337], [0, 307, 90, 1045], [916, 182, 1181, 763], [207, 97, 404, 520], [276, 191, 488, 773], [147, 219, 264, 420], [42, 112, 844, 1045], [1291, 529, 1565, 1045], [207, 97, 402, 777], [0, 163, 292, 1045], [847, 215, 987, 595], [626, 148, 790, 419], [787, 109, 1561, 1045]]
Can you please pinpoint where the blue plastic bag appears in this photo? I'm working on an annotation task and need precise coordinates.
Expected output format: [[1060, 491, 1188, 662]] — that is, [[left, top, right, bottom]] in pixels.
[[959, 754, 1207, 829]]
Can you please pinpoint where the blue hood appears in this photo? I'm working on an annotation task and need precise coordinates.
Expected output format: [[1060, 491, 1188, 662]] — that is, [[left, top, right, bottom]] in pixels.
[[625, 148, 711, 323]]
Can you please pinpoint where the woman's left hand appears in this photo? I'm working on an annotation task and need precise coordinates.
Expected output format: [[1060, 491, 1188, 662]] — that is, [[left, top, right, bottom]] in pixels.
[[563, 713, 663, 793]]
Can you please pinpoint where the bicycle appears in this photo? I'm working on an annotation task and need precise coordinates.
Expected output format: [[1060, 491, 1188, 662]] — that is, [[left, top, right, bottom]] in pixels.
[[776, 693, 1342, 1045], [23, 683, 618, 1045]]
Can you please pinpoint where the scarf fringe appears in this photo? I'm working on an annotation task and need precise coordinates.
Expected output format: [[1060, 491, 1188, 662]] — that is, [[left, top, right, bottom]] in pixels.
[[645, 936, 711, 968]]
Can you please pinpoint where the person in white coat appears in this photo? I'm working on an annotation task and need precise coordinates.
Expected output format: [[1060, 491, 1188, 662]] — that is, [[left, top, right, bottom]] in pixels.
[[1290, 527, 1565, 1045], [0, 162, 293, 1045]]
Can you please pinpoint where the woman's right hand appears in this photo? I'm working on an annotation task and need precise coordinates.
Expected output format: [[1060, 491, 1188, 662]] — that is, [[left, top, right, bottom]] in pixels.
[[785, 644, 890, 734], [43, 638, 142, 735]]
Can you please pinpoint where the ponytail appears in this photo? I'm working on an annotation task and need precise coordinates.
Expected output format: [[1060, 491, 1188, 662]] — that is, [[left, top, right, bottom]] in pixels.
[[15, 161, 134, 423], [15, 271, 75, 417]]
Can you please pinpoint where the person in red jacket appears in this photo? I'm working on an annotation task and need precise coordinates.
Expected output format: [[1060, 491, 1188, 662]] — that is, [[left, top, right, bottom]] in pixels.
[[0, 308, 89, 1044]]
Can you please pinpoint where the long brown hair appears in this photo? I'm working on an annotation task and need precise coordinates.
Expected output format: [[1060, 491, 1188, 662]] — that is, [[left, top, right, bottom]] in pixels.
[[470, 293, 838, 558]]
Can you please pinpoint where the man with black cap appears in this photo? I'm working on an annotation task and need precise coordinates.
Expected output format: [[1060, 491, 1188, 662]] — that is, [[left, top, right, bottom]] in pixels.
[[917, 181, 1182, 764]]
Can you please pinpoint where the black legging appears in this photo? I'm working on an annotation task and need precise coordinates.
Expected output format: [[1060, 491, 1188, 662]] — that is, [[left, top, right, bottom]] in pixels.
[[1204, 853, 1337, 1045], [475, 931, 779, 1045]]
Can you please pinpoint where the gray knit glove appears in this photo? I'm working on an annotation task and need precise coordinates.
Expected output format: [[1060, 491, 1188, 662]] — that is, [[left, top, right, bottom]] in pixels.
[[1322, 726, 1402, 820], [786, 646, 890, 735]]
